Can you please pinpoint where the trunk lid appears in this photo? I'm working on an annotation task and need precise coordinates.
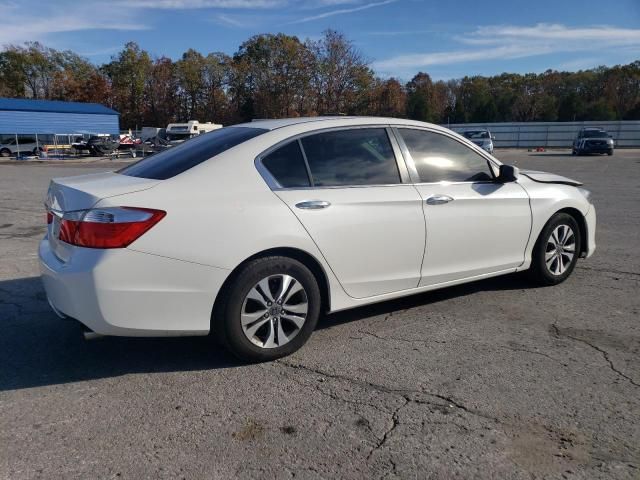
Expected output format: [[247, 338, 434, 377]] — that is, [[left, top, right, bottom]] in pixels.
[[45, 172, 160, 262]]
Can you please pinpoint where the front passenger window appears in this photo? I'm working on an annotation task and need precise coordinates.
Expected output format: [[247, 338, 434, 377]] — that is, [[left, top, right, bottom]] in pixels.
[[399, 129, 494, 183]]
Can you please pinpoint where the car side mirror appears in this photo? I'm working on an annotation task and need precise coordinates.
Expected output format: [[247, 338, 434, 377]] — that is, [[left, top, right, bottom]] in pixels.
[[497, 164, 519, 183], [491, 135, 496, 140]]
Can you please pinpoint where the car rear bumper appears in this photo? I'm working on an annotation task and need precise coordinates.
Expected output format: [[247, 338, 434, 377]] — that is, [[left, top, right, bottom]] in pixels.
[[39, 237, 230, 336]]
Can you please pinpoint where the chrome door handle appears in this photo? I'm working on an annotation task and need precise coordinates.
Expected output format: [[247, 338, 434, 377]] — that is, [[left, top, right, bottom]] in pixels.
[[295, 200, 331, 210], [425, 195, 454, 205]]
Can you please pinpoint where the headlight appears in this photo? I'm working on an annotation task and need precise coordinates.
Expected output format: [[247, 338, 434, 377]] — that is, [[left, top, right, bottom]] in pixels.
[[578, 187, 592, 203]]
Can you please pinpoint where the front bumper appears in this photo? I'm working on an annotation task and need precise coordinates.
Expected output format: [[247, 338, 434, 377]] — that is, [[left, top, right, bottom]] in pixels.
[[578, 144, 613, 153], [584, 204, 596, 258], [39, 237, 230, 336]]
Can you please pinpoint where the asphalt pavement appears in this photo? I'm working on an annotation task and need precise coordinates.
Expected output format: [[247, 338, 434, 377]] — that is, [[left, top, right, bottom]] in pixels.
[[1, 149, 638, 479]]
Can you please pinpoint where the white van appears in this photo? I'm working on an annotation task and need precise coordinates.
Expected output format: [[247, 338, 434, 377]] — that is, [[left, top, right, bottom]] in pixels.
[[165, 121, 222, 145]]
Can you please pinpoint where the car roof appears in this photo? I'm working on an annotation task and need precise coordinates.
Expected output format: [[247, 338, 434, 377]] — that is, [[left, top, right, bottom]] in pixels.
[[235, 116, 452, 133]]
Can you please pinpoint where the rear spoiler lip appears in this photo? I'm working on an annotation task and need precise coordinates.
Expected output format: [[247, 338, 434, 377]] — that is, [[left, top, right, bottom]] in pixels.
[[45, 172, 161, 213]]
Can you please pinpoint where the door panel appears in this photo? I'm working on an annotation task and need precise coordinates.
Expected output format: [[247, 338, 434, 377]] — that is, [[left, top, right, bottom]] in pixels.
[[394, 127, 531, 286], [415, 181, 531, 286], [276, 186, 425, 298]]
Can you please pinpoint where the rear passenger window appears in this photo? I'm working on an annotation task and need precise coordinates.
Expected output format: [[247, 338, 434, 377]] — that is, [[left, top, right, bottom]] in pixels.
[[399, 129, 494, 183], [261, 141, 310, 188], [301, 128, 400, 187]]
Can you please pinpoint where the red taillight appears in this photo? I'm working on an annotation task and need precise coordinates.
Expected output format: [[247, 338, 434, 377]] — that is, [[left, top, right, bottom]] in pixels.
[[58, 207, 166, 249], [46, 211, 53, 224]]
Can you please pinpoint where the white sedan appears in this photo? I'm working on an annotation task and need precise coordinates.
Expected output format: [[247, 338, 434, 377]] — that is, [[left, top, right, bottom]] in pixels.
[[40, 117, 596, 361]]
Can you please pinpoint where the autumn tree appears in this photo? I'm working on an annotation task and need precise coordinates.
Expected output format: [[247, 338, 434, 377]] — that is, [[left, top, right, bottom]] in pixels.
[[406, 72, 434, 122], [145, 57, 177, 126], [1, 36, 639, 125], [203, 53, 233, 123], [371, 78, 406, 117], [309, 30, 374, 115], [231, 34, 313, 120], [103, 42, 152, 129]]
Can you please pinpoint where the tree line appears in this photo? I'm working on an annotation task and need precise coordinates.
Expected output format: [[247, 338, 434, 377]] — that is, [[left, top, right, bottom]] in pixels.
[[1, 31, 639, 129]]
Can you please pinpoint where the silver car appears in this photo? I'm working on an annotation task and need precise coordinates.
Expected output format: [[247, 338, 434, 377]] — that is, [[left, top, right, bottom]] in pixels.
[[0, 137, 42, 157], [463, 130, 494, 153]]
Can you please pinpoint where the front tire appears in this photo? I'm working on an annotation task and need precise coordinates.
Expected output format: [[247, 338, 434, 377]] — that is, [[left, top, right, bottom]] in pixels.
[[529, 213, 581, 286], [214, 256, 321, 362]]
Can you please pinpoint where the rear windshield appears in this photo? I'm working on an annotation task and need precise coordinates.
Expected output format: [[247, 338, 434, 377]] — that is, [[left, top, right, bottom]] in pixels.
[[118, 127, 267, 180]]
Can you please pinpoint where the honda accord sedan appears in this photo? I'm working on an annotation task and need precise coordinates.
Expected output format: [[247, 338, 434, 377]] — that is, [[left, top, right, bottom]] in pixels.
[[40, 117, 596, 361]]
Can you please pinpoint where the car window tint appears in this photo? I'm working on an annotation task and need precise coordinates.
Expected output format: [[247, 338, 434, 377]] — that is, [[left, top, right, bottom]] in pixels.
[[261, 141, 310, 188], [300, 128, 400, 187], [399, 129, 494, 183], [118, 127, 267, 180]]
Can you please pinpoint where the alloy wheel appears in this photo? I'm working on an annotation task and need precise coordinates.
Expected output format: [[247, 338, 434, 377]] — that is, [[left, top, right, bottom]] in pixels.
[[240, 274, 308, 348], [545, 224, 576, 275]]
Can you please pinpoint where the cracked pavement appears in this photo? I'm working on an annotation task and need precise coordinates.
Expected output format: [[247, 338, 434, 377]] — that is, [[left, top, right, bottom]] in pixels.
[[1, 151, 639, 479]]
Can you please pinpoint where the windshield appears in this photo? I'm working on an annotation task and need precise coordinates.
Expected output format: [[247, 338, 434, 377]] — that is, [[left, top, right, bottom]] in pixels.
[[463, 131, 490, 139], [118, 126, 267, 180], [582, 130, 609, 138]]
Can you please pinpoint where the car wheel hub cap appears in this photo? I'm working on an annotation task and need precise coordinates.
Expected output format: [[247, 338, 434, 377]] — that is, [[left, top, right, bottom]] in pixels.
[[545, 224, 576, 276], [241, 274, 308, 349]]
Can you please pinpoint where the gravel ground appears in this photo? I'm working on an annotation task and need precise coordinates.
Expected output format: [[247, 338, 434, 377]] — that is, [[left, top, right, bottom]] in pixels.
[[1, 149, 638, 479]]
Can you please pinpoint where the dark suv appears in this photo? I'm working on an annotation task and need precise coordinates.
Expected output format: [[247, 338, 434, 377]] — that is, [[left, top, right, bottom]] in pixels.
[[573, 128, 614, 156]]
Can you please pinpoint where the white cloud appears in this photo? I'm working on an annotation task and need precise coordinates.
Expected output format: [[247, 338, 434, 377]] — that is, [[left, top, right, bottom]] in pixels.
[[213, 13, 251, 27], [121, 0, 283, 8], [373, 23, 640, 76], [119, 0, 357, 9], [361, 29, 438, 36], [373, 44, 549, 70], [0, 0, 396, 45], [288, 0, 397, 24], [462, 23, 640, 45], [0, 10, 148, 46]]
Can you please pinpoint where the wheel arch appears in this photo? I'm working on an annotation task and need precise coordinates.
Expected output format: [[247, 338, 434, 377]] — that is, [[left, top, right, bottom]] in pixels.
[[211, 247, 331, 330], [555, 207, 588, 257]]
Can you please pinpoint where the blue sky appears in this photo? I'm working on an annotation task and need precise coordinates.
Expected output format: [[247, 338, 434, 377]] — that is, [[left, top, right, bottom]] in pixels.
[[2, 0, 639, 80]]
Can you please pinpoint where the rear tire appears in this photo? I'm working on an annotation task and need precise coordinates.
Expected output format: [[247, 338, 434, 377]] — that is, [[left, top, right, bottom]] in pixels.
[[528, 213, 581, 286], [213, 256, 321, 362], [607, 150, 613, 156]]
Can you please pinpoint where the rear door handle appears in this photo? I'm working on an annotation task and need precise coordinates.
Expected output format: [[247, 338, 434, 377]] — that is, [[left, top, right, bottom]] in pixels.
[[295, 200, 331, 210], [425, 195, 454, 205]]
